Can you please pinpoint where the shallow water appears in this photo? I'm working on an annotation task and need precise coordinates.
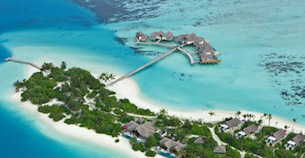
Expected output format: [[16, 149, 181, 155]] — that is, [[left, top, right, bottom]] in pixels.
[[1, 0, 305, 157]]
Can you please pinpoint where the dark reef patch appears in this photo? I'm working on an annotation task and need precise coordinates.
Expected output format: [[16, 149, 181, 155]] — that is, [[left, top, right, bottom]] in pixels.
[[170, 72, 193, 82], [259, 53, 305, 107], [69, 0, 162, 23]]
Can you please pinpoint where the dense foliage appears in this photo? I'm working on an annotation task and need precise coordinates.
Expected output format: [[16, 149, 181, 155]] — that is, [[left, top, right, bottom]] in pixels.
[[15, 63, 155, 138]]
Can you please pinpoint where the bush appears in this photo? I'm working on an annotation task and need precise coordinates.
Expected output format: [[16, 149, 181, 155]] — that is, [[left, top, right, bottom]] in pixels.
[[226, 146, 241, 158], [145, 149, 156, 157], [132, 143, 146, 152], [115, 139, 119, 143], [244, 154, 258, 158]]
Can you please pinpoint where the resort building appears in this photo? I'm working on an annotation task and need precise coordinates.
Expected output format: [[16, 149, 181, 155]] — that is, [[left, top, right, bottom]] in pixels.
[[163, 32, 174, 41], [266, 129, 286, 146], [198, 43, 221, 64], [220, 118, 242, 132], [158, 137, 186, 156], [122, 121, 156, 141], [235, 124, 258, 139], [135, 31, 148, 42], [213, 145, 226, 154], [150, 31, 164, 41], [285, 133, 305, 150], [194, 137, 204, 144], [176, 34, 187, 43], [175, 33, 199, 45], [122, 121, 139, 135], [134, 117, 145, 124]]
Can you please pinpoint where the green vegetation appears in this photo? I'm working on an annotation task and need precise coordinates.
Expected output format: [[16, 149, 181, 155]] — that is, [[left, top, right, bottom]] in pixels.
[[115, 139, 119, 143], [145, 149, 156, 157], [14, 62, 303, 158], [225, 146, 241, 158], [14, 62, 155, 138], [244, 154, 258, 158]]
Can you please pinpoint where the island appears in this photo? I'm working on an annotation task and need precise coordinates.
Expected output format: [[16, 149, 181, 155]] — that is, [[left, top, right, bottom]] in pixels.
[[13, 62, 305, 158]]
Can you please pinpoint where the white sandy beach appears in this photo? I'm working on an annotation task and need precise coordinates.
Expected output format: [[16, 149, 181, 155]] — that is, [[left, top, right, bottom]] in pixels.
[[108, 75, 305, 134], [6, 65, 162, 158], [7, 63, 305, 158]]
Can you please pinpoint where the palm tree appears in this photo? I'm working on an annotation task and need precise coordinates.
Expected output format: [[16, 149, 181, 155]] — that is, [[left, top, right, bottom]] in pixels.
[[179, 150, 187, 158], [243, 114, 248, 121], [159, 109, 168, 117], [61, 61, 67, 70], [109, 74, 116, 80], [41, 62, 54, 71], [292, 118, 297, 132], [99, 73, 107, 81], [258, 119, 263, 125], [284, 125, 289, 130], [208, 111, 215, 122], [267, 113, 272, 126], [236, 111, 241, 119], [248, 114, 254, 121]]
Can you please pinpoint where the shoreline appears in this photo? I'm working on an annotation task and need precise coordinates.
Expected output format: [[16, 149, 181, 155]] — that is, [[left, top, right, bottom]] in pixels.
[[6, 63, 305, 158], [108, 75, 305, 134], [8, 65, 162, 158], [9, 91, 157, 158]]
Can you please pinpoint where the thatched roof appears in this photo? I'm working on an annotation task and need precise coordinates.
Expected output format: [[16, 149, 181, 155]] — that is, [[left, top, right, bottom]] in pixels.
[[125, 121, 139, 131], [194, 137, 204, 144], [173, 143, 186, 152], [159, 137, 171, 144], [243, 124, 258, 135], [165, 140, 179, 149], [213, 145, 226, 154], [292, 133, 305, 145], [135, 125, 155, 138], [273, 129, 286, 140], [225, 118, 241, 128], [142, 122, 155, 131]]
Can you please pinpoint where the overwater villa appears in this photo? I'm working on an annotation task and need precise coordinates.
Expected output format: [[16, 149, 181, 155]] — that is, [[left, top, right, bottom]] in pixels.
[[266, 129, 286, 146], [108, 31, 221, 86], [219, 118, 242, 132], [136, 32, 148, 42], [285, 133, 305, 150], [235, 124, 258, 139], [139, 31, 221, 64]]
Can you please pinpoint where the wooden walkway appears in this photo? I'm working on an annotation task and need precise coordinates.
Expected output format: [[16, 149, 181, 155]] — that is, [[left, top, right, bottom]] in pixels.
[[4, 57, 41, 70], [108, 47, 177, 86], [136, 41, 173, 48], [108, 40, 198, 86], [176, 47, 195, 65]]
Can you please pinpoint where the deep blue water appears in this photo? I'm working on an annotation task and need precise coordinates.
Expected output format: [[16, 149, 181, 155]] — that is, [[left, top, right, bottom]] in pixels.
[[0, 0, 126, 157], [0, 103, 79, 158]]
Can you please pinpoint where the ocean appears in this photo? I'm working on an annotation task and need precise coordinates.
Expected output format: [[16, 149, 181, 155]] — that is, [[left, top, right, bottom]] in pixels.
[[0, 0, 305, 157]]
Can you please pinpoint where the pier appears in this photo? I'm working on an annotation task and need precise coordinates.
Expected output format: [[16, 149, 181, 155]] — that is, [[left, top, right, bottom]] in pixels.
[[4, 57, 41, 70], [108, 31, 221, 86], [108, 47, 177, 86]]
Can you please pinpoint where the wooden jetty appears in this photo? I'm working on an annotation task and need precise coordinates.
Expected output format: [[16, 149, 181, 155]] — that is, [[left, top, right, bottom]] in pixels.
[[4, 57, 41, 70], [108, 47, 177, 86]]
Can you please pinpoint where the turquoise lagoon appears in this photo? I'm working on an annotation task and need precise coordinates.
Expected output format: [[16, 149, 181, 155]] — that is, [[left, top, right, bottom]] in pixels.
[[1, 0, 305, 157]]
